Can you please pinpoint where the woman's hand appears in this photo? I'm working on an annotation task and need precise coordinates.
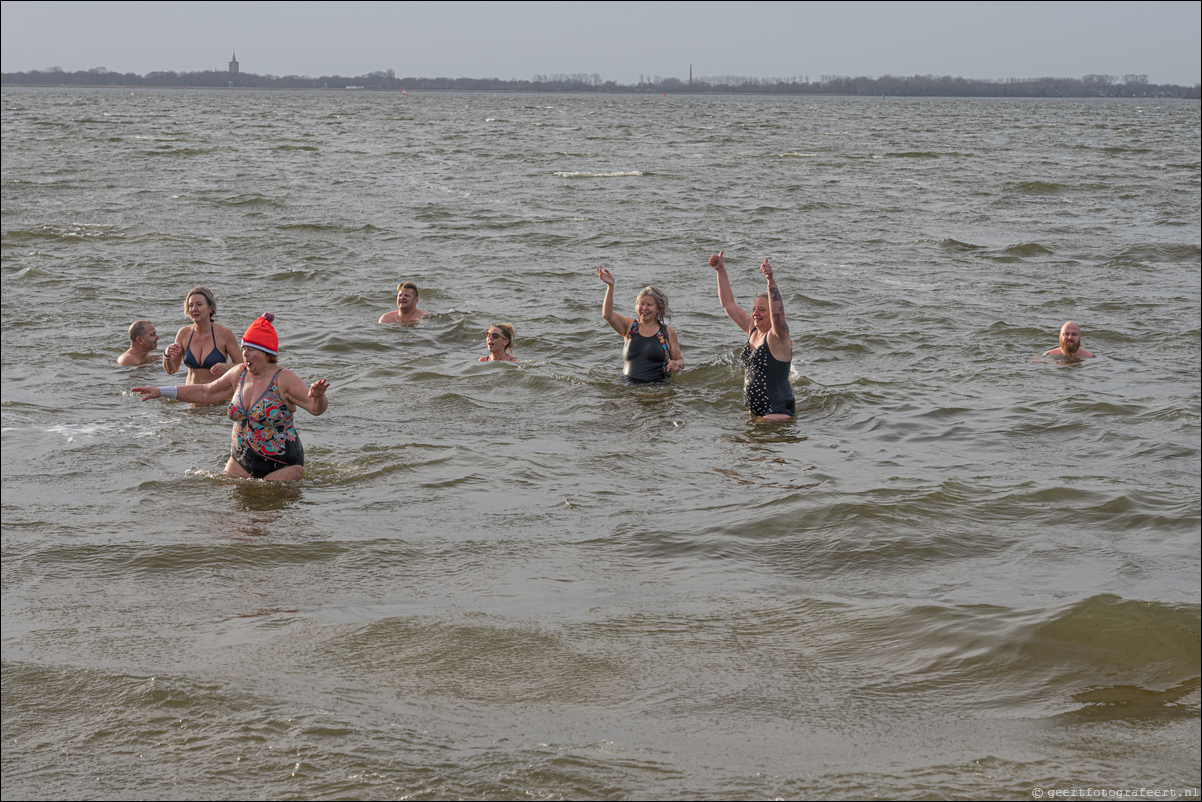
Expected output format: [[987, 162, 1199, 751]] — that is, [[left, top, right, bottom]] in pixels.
[[308, 379, 329, 399], [209, 362, 229, 377], [131, 386, 161, 401], [596, 266, 614, 286], [709, 250, 725, 271], [760, 258, 773, 281]]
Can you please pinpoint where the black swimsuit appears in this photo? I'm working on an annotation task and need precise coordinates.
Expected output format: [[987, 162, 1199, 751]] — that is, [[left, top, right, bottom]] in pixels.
[[623, 322, 670, 384], [741, 339, 795, 417], [183, 327, 226, 370]]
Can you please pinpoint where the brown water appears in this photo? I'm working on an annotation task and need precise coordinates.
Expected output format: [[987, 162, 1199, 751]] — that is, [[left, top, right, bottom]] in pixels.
[[2, 88, 1199, 800]]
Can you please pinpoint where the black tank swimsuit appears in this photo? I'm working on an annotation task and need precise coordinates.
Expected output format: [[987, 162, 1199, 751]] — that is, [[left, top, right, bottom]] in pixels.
[[623, 322, 669, 384], [741, 339, 795, 417]]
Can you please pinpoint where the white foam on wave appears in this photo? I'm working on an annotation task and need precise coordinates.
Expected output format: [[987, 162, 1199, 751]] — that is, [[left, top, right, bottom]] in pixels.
[[553, 171, 644, 178], [45, 423, 112, 443]]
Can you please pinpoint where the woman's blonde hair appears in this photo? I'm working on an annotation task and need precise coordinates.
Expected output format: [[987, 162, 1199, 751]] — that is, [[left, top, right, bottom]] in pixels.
[[184, 286, 217, 320]]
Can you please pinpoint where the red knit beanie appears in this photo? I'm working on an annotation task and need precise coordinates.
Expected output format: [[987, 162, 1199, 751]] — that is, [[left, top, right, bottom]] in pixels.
[[241, 313, 278, 355]]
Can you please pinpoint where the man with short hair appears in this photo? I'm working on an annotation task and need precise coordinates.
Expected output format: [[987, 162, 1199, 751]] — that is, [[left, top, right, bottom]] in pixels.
[[118, 320, 160, 366], [379, 281, 430, 324], [1045, 320, 1094, 358]]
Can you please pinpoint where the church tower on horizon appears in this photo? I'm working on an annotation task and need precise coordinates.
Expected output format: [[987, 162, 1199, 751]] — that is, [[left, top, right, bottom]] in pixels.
[[229, 52, 239, 75]]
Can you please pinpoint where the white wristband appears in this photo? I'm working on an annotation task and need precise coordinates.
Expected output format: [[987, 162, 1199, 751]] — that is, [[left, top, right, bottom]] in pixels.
[[159, 386, 178, 400]]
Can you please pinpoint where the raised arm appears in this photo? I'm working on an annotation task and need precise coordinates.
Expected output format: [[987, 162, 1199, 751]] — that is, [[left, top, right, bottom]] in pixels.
[[279, 370, 329, 416], [709, 251, 752, 334], [133, 366, 240, 404], [596, 266, 633, 338], [761, 259, 791, 351]]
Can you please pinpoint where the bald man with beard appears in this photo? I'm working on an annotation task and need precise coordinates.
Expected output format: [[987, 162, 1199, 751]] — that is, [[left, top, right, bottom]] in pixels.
[[1046, 321, 1094, 359]]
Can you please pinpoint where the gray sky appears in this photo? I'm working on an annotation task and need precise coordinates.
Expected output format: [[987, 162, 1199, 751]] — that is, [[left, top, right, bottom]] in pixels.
[[2, 1, 1199, 85]]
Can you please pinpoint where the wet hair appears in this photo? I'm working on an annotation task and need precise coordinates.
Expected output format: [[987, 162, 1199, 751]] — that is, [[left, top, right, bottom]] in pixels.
[[184, 286, 217, 320], [397, 281, 419, 298], [487, 323, 515, 354], [636, 286, 671, 326], [128, 320, 152, 344]]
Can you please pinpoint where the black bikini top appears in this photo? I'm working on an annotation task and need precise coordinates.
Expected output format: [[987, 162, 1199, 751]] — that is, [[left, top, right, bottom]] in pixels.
[[183, 327, 226, 370]]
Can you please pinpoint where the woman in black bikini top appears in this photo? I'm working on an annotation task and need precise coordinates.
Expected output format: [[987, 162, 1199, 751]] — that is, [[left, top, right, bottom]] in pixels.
[[161, 286, 243, 385]]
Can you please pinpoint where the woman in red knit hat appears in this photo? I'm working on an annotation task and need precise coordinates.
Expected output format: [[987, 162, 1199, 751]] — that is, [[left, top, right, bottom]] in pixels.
[[133, 314, 329, 481]]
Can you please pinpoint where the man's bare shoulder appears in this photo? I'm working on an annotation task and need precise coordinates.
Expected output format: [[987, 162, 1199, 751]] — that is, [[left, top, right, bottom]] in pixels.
[[1044, 347, 1095, 358], [118, 350, 155, 366], [381, 309, 429, 324]]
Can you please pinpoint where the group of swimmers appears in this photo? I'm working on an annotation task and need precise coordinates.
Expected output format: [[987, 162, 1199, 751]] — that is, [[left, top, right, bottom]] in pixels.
[[123, 255, 1095, 482]]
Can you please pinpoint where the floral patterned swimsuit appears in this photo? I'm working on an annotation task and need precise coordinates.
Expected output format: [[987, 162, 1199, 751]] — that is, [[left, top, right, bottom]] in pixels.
[[228, 369, 304, 477]]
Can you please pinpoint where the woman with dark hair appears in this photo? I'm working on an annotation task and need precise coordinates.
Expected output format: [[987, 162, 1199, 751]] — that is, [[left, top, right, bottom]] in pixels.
[[479, 323, 517, 362], [162, 286, 243, 383], [596, 266, 683, 384], [134, 314, 329, 481], [708, 251, 795, 420]]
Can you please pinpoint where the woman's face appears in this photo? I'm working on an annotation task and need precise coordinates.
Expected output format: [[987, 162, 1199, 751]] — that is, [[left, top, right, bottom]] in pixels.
[[636, 293, 659, 323], [486, 327, 509, 352], [188, 294, 212, 323], [242, 346, 270, 371], [751, 297, 771, 331]]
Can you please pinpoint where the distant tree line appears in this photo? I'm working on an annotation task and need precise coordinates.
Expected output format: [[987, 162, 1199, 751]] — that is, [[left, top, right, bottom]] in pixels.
[[3, 66, 1197, 98]]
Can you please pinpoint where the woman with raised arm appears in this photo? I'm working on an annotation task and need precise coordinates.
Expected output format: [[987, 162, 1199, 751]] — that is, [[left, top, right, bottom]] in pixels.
[[161, 286, 243, 384], [479, 323, 518, 362], [596, 266, 683, 384], [134, 314, 329, 481], [708, 251, 795, 420]]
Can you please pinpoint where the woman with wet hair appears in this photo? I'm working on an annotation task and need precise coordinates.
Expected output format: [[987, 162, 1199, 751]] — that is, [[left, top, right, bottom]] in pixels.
[[162, 285, 243, 384], [596, 267, 683, 384], [479, 323, 517, 362]]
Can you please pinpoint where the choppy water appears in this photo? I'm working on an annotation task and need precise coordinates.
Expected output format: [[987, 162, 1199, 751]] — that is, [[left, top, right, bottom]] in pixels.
[[2, 87, 1199, 800]]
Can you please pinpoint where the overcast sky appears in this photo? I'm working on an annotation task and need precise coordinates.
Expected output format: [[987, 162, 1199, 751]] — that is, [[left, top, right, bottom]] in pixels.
[[2, 1, 1199, 85]]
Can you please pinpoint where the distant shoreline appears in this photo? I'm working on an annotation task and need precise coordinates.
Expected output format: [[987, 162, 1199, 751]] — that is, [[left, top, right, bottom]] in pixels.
[[4, 69, 1197, 99], [3, 84, 1199, 101]]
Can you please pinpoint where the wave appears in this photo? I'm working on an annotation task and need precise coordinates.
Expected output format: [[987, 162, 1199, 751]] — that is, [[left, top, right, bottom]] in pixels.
[[837, 594, 1200, 718], [144, 147, 208, 157], [1005, 180, 1068, 194], [935, 238, 984, 251], [0, 223, 123, 242], [216, 194, 279, 206], [1098, 243, 1202, 267], [553, 171, 645, 178]]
